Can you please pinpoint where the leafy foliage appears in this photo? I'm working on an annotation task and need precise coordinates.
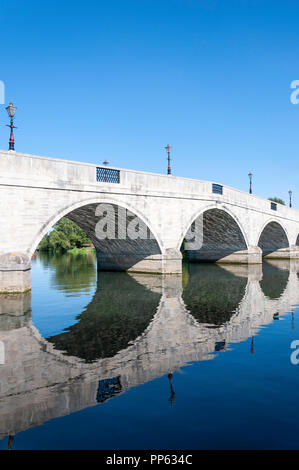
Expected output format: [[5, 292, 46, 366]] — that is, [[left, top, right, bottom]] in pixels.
[[268, 197, 285, 205], [37, 217, 92, 252]]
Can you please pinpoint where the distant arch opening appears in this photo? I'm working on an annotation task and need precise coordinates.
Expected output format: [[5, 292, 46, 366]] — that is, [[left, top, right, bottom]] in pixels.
[[181, 208, 248, 263], [258, 222, 289, 257]]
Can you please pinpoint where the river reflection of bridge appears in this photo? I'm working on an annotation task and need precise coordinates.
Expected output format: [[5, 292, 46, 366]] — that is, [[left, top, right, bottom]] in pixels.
[[0, 260, 298, 441]]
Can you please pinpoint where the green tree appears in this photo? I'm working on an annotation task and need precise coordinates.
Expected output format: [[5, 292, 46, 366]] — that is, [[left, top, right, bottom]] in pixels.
[[268, 197, 285, 205], [37, 217, 92, 252], [38, 235, 51, 251]]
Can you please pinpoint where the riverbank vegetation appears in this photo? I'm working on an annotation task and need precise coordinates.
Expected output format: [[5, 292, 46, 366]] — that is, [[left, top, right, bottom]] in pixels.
[[37, 217, 94, 253]]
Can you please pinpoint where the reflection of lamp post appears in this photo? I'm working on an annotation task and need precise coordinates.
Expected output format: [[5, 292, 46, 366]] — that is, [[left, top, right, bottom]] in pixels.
[[165, 144, 172, 175], [8, 435, 14, 450], [291, 307, 295, 330], [250, 336, 255, 354], [289, 190, 292, 208], [6, 102, 17, 151], [248, 172, 253, 194], [168, 373, 176, 406]]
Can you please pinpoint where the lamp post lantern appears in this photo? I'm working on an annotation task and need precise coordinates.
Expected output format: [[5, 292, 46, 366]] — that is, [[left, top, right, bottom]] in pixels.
[[5, 102, 17, 151], [289, 190, 292, 208], [165, 144, 172, 175], [248, 172, 253, 194]]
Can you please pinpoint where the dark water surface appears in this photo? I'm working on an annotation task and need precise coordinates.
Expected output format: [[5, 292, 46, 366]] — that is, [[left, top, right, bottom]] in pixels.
[[0, 252, 299, 450]]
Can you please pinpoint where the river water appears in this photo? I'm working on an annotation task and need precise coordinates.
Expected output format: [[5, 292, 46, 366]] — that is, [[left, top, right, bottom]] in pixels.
[[0, 252, 299, 450]]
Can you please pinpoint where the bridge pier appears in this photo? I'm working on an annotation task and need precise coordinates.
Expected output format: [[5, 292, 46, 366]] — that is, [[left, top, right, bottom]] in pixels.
[[0, 253, 31, 294], [187, 245, 262, 264], [262, 245, 299, 260], [97, 248, 182, 274]]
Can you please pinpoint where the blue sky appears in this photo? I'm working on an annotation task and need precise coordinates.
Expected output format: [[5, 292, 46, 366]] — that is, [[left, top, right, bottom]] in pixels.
[[0, 0, 299, 204]]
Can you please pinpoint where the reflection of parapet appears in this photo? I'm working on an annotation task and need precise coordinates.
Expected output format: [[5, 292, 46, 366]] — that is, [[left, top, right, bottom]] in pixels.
[[0, 263, 298, 439]]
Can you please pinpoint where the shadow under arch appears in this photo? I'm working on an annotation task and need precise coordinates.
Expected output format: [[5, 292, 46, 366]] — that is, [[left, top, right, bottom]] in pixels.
[[182, 263, 247, 326], [260, 260, 289, 300], [29, 198, 164, 273], [181, 207, 248, 263], [257, 220, 289, 257], [46, 271, 162, 362]]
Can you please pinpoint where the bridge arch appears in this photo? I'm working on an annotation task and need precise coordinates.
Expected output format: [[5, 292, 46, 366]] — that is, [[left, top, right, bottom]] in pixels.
[[178, 205, 249, 263], [28, 197, 165, 273], [29, 196, 165, 257], [177, 204, 249, 251], [257, 219, 290, 258]]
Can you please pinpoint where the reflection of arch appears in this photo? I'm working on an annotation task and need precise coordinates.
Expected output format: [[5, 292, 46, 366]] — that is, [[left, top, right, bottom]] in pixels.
[[28, 197, 165, 257], [177, 204, 249, 251], [1, 261, 299, 439], [182, 263, 247, 326], [47, 271, 161, 362], [38, 260, 296, 367], [260, 261, 289, 300], [179, 206, 248, 263], [257, 220, 289, 257]]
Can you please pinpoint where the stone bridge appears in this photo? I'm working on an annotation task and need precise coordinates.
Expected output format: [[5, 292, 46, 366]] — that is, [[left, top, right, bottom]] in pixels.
[[0, 261, 297, 440], [1, 150, 299, 292]]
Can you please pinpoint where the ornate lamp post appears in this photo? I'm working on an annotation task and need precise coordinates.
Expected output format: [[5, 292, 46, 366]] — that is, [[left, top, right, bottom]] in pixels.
[[288, 190, 292, 208], [248, 172, 253, 194], [165, 144, 172, 175], [5, 102, 17, 151]]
